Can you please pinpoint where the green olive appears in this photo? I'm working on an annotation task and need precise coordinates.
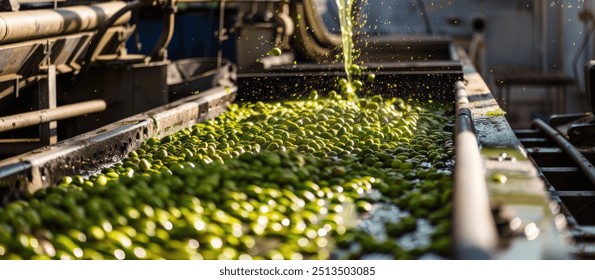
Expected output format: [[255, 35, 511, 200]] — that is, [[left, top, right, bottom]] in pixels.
[[270, 47, 282, 56], [491, 172, 507, 183], [0, 87, 455, 261], [367, 73, 376, 82]]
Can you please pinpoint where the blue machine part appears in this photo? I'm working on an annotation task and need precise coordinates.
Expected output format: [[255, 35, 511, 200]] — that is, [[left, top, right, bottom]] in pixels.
[[127, 7, 238, 62]]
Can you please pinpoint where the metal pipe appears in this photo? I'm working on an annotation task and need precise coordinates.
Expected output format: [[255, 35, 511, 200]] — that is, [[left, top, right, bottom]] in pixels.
[[533, 118, 595, 187], [453, 81, 498, 259], [0, 161, 31, 181], [0, 100, 106, 133], [0, 2, 130, 44]]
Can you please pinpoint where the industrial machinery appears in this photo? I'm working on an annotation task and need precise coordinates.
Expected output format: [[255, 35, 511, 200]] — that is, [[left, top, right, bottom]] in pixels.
[[0, 0, 592, 260]]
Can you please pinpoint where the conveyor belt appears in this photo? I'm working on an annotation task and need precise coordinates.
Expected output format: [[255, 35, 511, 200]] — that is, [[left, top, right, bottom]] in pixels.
[[0, 45, 576, 259]]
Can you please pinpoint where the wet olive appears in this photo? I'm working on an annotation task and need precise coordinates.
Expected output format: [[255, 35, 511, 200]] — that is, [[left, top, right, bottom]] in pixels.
[[0, 90, 454, 260]]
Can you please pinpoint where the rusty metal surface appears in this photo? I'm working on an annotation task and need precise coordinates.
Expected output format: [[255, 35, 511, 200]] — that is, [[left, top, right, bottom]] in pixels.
[[0, 86, 236, 203]]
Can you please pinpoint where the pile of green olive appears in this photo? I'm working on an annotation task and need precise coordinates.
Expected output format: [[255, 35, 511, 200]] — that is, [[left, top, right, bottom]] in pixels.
[[0, 94, 453, 260]]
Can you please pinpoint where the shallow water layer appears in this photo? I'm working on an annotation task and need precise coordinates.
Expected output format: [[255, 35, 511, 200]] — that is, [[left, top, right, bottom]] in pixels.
[[0, 96, 454, 260]]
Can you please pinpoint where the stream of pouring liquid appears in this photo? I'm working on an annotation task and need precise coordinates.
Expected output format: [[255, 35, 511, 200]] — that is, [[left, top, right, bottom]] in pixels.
[[335, 0, 354, 86]]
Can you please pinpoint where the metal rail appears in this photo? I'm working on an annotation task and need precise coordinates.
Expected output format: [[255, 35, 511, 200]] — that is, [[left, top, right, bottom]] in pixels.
[[533, 118, 595, 187], [0, 161, 31, 179], [453, 80, 498, 259], [0, 86, 236, 194], [0, 100, 106, 133]]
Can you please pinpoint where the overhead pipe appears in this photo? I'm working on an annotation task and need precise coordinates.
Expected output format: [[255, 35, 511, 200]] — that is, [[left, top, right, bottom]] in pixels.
[[0, 100, 106, 133], [0, 1, 130, 44]]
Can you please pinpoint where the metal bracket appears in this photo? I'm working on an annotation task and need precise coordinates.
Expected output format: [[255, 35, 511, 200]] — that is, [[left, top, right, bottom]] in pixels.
[[39, 40, 55, 69], [0, 74, 23, 98]]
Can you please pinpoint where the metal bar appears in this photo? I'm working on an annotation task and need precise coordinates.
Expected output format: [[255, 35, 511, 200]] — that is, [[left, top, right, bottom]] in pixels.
[[571, 225, 595, 237], [541, 167, 581, 173], [38, 64, 57, 145], [0, 100, 106, 133], [0, 74, 22, 99], [541, 166, 594, 192], [517, 137, 557, 148], [453, 80, 498, 259], [0, 138, 38, 143], [526, 148, 579, 167], [534, 118, 595, 187], [0, 161, 31, 179], [0, 74, 22, 82], [556, 191, 595, 197], [513, 128, 543, 138]]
